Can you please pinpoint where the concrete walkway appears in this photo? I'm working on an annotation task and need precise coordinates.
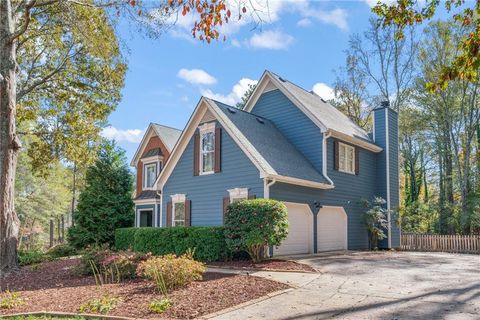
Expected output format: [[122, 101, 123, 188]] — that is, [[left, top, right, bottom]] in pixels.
[[209, 251, 480, 320]]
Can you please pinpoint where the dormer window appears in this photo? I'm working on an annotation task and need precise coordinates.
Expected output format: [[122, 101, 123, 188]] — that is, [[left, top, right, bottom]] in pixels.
[[144, 162, 158, 189]]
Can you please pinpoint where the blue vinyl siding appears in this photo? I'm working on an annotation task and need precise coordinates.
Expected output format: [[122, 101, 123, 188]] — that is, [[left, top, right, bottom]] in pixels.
[[270, 138, 377, 250], [162, 122, 264, 227], [251, 89, 323, 172]]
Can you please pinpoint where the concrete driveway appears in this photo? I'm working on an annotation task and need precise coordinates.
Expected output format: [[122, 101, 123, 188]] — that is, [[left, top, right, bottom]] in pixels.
[[210, 251, 480, 320]]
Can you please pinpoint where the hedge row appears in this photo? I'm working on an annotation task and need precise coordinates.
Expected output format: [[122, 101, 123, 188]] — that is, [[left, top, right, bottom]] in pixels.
[[114, 226, 230, 262]]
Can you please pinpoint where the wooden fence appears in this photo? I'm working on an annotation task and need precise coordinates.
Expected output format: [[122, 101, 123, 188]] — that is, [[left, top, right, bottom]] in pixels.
[[401, 233, 480, 254]]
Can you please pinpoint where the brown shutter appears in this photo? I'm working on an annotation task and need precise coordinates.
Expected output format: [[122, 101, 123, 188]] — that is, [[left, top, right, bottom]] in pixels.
[[248, 194, 256, 199], [166, 201, 172, 227], [334, 140, 339, 171], [355, 147, 360, 175], [193, 133, 200, 176], [214, 127, 222, 173], [185, 200, 191, 226], [223, 197, 230, 223]]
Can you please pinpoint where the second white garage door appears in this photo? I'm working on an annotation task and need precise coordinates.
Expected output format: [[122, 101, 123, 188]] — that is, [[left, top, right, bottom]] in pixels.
[[274, 203, 312, 256], [317, 206, 348, 252]]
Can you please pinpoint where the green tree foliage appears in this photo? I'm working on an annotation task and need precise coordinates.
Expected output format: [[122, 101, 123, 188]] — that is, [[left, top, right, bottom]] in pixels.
[[68, 141, 134, 249], [361, 197, 388, 250], [15, 141, 72, 249], [236, 83, 257, 109], [224, 199, 288, 262]]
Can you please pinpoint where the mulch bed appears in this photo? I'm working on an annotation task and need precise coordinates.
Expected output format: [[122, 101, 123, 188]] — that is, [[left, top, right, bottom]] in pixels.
[[0, 259, 289, 319], [209, 259, 318, 273]]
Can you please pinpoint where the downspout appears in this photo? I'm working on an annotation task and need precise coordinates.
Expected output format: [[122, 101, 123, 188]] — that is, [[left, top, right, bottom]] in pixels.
[[322, 130, 334, 186], [264, 178, 277, 199]]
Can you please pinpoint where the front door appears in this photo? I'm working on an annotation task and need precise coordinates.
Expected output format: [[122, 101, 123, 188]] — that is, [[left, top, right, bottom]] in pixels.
[[139, 210, 153, 227]]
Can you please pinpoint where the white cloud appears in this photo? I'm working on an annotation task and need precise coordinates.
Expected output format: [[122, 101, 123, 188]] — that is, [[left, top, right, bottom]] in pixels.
[[231, 39, 241, 48], [101, 127, 144, 143], [249, 30, 294, 50], [202, 78, 258, 105], [364, 0, 397, 7], [312, 83, 335, 101], [297, 18, 312, 27], [302, 8, 348, 31], [180, 95, 189, 102], [177, 68, 217, 85]]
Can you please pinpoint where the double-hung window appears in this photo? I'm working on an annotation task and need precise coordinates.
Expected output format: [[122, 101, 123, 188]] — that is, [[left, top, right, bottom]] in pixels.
[[228, 188, 249, 203], [171, 194, 186, 226], [338, 142, 355, 174], [199, 123, 216, 175], [144, 163, 157, 188]]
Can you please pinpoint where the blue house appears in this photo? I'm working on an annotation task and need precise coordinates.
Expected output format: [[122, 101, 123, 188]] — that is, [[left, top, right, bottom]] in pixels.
[[132, 71, 400, 255]]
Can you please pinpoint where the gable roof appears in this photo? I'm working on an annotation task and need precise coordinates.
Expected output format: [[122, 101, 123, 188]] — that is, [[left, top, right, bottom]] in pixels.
[[155, 97, 334, 190], [130, 123, 182, 167], [213, 100, 329, 185], [151, 123, 182, 151], [244, 71, 382, 153]]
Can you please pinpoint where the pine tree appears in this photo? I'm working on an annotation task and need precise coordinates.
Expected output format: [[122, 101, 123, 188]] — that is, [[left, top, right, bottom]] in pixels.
[[68, 141, 134, 249]]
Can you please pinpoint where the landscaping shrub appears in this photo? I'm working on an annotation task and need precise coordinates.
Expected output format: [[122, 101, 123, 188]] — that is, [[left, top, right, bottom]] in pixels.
[[137, 253, 206, 290], [46, 243, 77, 259], [115, 226, 230, 262], [101, 250, 151, 280], [18, 249, 49, 266], [0, 291, 25, 309], [149, 298, 172, 314], [114, 227, 137, 251], [79, 294, 118, 314], [76, 245, 112, 275], [361, 197, 388, 250], [224, 199, 289, 262]]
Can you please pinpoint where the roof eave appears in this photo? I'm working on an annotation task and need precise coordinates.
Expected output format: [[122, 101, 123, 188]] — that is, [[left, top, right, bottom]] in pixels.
[[328, 129, 383, 153], [265, 174, 335, 190]]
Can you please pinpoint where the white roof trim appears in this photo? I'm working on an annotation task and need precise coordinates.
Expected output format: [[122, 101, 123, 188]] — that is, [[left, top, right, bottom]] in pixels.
[[329, 129, 383, 153], [130, 124, 157, 167], [264, 174, 335, 190], [244, 71, 381, 152]]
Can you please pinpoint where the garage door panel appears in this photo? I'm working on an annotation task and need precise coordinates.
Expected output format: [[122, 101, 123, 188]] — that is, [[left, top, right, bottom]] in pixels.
[[317, 207, 347, 252], [274, 203, 312, 256]]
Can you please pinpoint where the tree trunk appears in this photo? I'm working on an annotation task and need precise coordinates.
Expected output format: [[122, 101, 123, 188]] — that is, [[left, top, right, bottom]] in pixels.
[[0, 0, 21, 273]]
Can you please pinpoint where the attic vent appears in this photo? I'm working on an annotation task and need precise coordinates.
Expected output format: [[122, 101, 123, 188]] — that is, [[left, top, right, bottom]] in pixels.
[[320, 98, 327, 103], [256, 117, 265, 124], [278, 77, 286, 82], [227, 107, 237, 114]]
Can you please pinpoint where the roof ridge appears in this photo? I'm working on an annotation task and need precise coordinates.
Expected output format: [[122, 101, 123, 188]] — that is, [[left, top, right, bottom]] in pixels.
[[151, 122, 182, 132]]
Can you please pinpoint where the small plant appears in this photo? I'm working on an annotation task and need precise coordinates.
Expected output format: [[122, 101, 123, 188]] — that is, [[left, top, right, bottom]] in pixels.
[[79, 294, 118, 314], [76, 244, 112, 276], [224, 199, 289, 262], [137, 253, 206, 290], [362, 197, 388, 250], [148, 298, 172, 314], [90, 260, 121, 285], [0, 290, 25, 309], [18, 249, 49, 266], [46, 243, 77, 259]]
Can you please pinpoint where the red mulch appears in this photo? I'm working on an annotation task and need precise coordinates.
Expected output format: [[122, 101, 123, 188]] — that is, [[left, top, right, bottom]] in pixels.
[[0, 259, 289, 319], [209, 259, 318, 273]]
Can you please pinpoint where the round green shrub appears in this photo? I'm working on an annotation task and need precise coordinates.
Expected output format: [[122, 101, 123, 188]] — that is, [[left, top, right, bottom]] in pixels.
[[224, 199, 289, 262]]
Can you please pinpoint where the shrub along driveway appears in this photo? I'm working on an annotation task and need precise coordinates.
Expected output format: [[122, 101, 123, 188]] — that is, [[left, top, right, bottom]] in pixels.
[[210, 251, 480, 320]]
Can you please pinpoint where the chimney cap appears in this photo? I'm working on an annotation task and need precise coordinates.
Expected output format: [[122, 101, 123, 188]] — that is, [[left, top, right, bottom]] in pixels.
[[380, 100, 390, 108]]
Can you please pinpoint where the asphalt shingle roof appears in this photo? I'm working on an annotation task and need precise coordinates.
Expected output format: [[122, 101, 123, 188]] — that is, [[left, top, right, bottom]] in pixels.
[[211, 100, 329, 184], [151, 123, 182, 151], [134, 190, 160, 200]]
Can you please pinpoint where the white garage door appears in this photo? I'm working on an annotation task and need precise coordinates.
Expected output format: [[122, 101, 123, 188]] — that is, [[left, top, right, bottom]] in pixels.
[[317, 206, 348, 252], [274, 203, 312, 256]]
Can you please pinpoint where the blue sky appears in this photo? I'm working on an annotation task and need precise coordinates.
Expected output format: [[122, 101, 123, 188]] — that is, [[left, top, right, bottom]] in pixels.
[[102, 0, 382, 163]]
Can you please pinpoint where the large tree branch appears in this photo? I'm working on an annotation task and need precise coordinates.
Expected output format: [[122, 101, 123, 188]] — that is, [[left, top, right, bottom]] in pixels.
[[9, 0, 36, 42]]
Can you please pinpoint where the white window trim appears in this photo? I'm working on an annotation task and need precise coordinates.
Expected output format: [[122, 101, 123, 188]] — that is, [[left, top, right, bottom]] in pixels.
[[140, 155, 163, 163], [227, 188, 249, 203], [338, 142, 355, 175], [199, 122, 216, 175], [137, 208, 154, 227], [143, 162, 159, 190], [171, 194, 186, 226]]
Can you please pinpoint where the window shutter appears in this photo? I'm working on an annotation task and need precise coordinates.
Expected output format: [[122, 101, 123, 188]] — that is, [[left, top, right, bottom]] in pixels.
[[193, 133, 200, 176], [248, 194, 256, 199], [334, 140, 339, 171], [355, 147, 360, 175], [166, 201, 172, 227], [223, 197, 230, 223], [214, 127, 222, 173], [185, 200, 191, 226]]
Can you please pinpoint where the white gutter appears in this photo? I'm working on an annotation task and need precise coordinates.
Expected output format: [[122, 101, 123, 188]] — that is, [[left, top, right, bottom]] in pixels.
[[385, 108, 392, 248], [264, 179, 277, 199], [157, 190, 162, 228], [322, 130, 334, 187]]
